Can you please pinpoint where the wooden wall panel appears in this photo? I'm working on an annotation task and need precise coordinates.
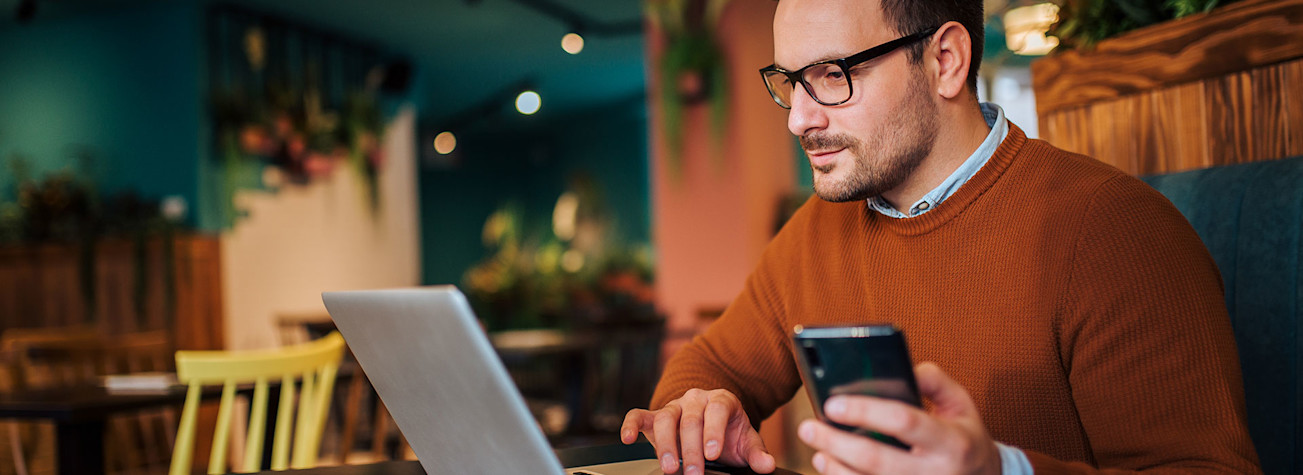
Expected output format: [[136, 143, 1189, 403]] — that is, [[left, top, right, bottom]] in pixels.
[[1038, 57, 1303, 176], [95, 240, 138, 334], [1250, 65, 1290, 161], [1205, 71, 1253, 166], [1032, 0, 1303, 115], [1033, 0, 1303, 176], [1284, 60, 1303, 155], [173, 236, 224, 350], [0, 235, 223, 351], [34, 246, 83, 328], [1150, 83, 1210, 172]]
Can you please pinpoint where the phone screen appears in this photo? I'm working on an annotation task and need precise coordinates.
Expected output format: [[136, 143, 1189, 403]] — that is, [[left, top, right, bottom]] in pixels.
[[792, 325, 921, 449]]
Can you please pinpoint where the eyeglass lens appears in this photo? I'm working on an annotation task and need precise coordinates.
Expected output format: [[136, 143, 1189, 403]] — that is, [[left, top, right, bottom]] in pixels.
[[763, 63, 851, 108]]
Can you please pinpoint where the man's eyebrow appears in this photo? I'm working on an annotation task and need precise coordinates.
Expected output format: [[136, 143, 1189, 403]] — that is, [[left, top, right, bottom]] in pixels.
[[774, 51, 855, 71]]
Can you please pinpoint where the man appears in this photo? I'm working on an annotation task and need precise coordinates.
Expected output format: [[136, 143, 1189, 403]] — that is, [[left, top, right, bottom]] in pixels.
[[621, 0, 1262, 474]]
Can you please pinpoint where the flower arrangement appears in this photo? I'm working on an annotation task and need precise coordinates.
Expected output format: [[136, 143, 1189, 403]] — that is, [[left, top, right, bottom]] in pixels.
[[463, 185, 656, 332], [207, 9, 390, 228]]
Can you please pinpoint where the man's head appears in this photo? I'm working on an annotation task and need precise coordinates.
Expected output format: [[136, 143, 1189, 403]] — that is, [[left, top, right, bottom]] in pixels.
[[770, 0, 983, 203]]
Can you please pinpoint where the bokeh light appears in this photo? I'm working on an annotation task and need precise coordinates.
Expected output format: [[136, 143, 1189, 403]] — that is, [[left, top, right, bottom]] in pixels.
[[516, 91, 541, 115], [561, 33, 584, 54], [434, 131, 457, 154]]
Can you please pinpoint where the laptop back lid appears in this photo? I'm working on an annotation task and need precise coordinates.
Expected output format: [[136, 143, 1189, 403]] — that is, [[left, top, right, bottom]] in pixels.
[[323, 286, 564, 475]]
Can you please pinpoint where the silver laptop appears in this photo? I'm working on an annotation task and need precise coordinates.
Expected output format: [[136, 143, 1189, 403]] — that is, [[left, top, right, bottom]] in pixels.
[[323, 286, 710, 475]]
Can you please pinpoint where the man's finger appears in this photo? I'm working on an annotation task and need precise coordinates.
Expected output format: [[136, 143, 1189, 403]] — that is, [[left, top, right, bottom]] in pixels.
[[742, 430, 776, 474], [811, 451, 860, 475], [679, 407, 707, 475], [823, 395, 945, 447], [620, 409, 651, 444], [800, 420, 910, 474], [915, 362, 978, 418], [652, 406, 683, 473], [700, 396, 734, 460]]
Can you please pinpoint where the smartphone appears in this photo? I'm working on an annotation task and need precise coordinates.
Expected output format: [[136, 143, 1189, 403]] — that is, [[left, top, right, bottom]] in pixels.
[[791, 324, 922, 450]]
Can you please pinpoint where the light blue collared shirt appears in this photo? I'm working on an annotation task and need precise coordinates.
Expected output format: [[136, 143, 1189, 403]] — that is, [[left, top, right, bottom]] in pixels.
[[867, 102, 1009, 218], [866, 103, 1035, 475]]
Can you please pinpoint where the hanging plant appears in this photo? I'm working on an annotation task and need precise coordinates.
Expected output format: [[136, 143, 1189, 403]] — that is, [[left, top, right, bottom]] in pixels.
[[1050, 0, 1234, 49], [646, 0, 732, 178], [206, 8, 390, 229]]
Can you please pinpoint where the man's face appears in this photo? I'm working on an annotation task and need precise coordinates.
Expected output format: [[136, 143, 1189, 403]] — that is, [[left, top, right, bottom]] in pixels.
[[774, 0, 939, 203]]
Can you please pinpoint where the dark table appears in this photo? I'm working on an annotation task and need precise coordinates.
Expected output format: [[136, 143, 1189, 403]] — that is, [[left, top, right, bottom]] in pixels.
[[249, 443, 805, 474], [0, 384, 191, 475], [0, 366, 359, 475]]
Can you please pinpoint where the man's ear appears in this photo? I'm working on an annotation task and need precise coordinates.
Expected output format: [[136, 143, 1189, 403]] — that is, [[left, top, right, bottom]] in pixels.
[[931, 21, 972, 100]]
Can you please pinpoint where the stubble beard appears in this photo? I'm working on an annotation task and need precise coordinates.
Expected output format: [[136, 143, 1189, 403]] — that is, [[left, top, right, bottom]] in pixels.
[[802, 73, 940, 203]]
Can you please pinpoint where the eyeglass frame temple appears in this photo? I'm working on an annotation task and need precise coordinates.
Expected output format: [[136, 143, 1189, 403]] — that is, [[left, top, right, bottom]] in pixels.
[[758, 26, 941, 109]]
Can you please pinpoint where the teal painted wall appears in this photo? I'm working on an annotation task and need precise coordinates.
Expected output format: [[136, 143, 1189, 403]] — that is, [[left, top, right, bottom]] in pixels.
[[419, 99, 650, 287], [0, 3, 203, 222]]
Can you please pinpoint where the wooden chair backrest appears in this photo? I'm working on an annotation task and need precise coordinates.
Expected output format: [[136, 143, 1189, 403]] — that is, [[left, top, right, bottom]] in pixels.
[[170, 332, 345, 475]]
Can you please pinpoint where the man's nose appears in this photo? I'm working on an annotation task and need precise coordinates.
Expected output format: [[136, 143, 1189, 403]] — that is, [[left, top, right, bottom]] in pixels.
[[787, 84, 828, 137]]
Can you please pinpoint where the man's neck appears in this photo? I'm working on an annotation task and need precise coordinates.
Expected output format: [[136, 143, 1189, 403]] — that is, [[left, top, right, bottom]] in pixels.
[[880, 101, 992, 210]]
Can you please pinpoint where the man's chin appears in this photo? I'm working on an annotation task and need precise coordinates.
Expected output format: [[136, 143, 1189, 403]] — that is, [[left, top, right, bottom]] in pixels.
[[813, 176, 867, 203]]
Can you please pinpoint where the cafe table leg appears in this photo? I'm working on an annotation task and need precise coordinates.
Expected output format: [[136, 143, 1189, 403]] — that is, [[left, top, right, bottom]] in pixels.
[[54, 419, 106, 475]]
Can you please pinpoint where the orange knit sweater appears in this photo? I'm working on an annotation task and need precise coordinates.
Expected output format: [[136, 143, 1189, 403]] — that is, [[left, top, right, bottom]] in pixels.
[[652, 125, 1261, 473]]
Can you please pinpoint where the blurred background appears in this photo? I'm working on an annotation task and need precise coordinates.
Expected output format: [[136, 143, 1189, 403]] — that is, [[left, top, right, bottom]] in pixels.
[[5, 0, 1292, 473]]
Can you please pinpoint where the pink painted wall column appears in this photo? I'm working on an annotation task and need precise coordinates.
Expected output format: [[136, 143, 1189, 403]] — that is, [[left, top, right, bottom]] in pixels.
[[647, 0, 797, 460], [649, 0, 794, 358]]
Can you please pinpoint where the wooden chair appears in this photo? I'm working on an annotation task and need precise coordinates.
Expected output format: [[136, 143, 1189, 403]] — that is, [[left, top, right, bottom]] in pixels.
[[275, 314, 410, 465], [170, 332, 345, 475], [1, 327, 174, 475]]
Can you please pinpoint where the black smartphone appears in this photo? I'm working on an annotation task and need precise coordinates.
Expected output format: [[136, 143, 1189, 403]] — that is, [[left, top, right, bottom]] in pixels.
[[791, 324, 922, 450]]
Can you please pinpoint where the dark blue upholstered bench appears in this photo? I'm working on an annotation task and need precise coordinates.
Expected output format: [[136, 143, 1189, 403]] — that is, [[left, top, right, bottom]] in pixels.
[[1142, 156, 1302, 475]]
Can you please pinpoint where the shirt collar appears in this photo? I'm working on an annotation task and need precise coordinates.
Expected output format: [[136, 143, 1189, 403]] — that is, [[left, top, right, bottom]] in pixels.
[[867, 102, 1009, 218]]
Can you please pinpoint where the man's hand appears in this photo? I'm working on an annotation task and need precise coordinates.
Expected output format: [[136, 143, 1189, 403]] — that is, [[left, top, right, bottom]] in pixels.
[[797, 362, 1002, 475], [621, 388, 777, 474]]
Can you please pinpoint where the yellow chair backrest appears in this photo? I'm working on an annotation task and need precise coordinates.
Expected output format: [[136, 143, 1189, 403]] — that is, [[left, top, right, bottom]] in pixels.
[[169, 332, 345, 475]]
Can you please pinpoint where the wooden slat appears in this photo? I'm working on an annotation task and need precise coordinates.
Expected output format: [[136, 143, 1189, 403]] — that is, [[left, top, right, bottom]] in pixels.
[[1205, 70, 1254, 166], [1284, 60, 1303, 156], [1032, 0, 1303, 115], [1250, 64, 1290, 161], [36, 244, 84, 328], [174, 235, 225, 351], [243, 378, 270, 472]]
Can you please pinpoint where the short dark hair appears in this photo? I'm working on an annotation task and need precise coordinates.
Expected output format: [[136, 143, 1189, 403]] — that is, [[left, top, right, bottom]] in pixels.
[[880, 0, 984, 92]]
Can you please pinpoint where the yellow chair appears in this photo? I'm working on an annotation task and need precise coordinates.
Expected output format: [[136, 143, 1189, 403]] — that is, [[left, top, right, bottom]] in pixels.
[[169, 332, 345, 475]]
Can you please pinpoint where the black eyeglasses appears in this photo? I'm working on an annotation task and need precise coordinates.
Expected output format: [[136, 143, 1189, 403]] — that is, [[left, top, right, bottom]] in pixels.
[[759, 27, 939, 109]]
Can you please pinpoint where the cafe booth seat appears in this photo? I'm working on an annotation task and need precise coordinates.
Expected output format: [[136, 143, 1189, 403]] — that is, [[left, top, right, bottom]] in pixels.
[[1141, 156, 1303, 475]]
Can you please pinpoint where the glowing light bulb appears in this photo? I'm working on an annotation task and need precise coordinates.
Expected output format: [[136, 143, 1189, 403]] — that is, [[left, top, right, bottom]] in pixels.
[[434, 131, 457, 155], [516, 91, 541, 115], [561, 33, 584, 54]]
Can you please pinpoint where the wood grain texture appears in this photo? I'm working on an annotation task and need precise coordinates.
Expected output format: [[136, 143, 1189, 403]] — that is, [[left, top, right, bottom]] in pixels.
[[0, 235, 224, 351], [172, 236, 225, 350], [1032, 0, 1303, 116], [1038, 56, 1303, 176], [1284, 60, 1303, 156]]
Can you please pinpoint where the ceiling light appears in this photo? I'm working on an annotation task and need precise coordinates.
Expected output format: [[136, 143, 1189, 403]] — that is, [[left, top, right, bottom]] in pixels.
[[561, 33, 585, 54], [1004, 3, 1060, 56], [434, 131, 457, 154], [515, 91, 541, 115]]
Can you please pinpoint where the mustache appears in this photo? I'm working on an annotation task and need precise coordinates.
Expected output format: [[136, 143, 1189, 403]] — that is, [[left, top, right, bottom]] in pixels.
[[799, 133, 857, 153]]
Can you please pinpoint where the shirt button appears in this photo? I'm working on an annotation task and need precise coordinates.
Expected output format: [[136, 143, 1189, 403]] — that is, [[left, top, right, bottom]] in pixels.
[[917, 202, 930, 210]]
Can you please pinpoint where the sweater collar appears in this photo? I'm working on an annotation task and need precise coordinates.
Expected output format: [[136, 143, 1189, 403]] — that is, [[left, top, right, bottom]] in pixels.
[[870, 122, 1029, 236]]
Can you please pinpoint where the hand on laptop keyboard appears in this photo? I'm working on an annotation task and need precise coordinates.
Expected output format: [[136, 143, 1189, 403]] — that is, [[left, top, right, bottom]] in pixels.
[[621, 388, 776, 474]]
